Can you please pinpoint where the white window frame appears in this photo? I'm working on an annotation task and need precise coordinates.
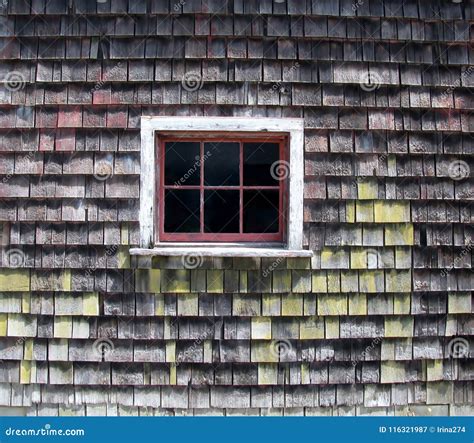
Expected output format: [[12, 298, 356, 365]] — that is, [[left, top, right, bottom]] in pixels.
[[134, 116, 308, 257]]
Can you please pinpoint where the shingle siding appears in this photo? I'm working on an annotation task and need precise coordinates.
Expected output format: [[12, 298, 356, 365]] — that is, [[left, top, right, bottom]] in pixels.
[[0, 0, 473, 416]]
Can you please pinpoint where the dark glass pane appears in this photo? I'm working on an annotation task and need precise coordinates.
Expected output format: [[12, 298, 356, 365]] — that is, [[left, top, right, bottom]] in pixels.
[[204, 190, 240, 233], [164, 189, 200, 233], [243, 190, 279, 233], [164, 141, 200, 186], [204, 142, 240, 186], [243, 142, 280, 186]]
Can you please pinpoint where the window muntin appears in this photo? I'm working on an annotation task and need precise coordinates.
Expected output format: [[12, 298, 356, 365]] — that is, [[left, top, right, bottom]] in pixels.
[[158, 135, 287, 242]]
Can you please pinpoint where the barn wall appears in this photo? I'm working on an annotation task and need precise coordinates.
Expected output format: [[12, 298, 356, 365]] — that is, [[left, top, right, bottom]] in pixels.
[[0, 0, 473, 416]]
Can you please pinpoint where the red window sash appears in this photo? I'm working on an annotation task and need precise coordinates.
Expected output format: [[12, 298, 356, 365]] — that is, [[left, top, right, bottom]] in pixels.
[[156, 135, 288, 243]]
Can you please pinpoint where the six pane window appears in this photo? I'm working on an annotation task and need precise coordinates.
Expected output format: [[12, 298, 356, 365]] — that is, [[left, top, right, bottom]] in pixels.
[[158, 136, 287, 242]]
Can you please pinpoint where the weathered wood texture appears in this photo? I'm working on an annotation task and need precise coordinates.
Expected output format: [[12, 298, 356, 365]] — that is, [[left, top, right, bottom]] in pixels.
[[0, 0, 473, 416]]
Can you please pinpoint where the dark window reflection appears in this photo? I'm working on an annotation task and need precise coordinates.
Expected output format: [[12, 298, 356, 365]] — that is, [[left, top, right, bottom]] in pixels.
[[204, 142, 240, 186], [243, 190, 279, 233], [164, 189, 200, 232], [204, 190, 240, 233], [243, 142, 280, 186], [164, 141, 200, 186]]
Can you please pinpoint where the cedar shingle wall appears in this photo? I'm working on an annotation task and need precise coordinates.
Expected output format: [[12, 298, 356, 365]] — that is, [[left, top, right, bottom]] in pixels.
[[0, 0, 473, 416]]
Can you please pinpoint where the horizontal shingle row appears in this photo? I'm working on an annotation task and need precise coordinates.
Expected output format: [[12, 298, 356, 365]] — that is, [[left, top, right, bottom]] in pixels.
[[1, 129, 471, 154], [0, 360, 473, 386], [308, 223, 471, 248], [1, 220, 472, 244], [0, 243, 472, 267], [2, 38, 473, 63], [1, 177, 140, 198], [1, 333, 472, 357], [2, 0, 472, 20], [3, 61, 473, 87], [2, 383, 473, 415], [0, 267, 471, 293], [2, 172, 474, 192], [0, 199, 139, 221], [1, 15, 472, 41], [0, 290, 471, 316], [2, 86, 473, 112], [305, 201, 473, 222], [0, 107, 472, 132]]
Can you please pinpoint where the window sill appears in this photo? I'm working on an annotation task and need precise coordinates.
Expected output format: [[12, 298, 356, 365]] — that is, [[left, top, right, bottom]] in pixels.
[[129, 246, 313, 258]]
